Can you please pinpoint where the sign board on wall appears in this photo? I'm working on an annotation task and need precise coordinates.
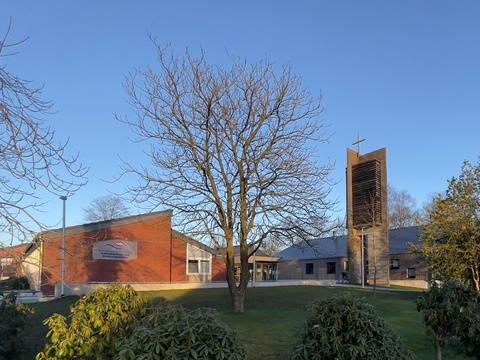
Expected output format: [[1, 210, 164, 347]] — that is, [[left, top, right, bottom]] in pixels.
[[92, 240, 137, 260]]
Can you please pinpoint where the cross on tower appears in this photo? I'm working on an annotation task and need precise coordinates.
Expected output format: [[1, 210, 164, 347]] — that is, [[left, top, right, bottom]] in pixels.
[[352, 134, 365, 155]]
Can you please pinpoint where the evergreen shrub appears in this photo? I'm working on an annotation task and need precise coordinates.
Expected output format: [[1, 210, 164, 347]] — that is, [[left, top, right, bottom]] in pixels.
[[116, 305, 250, 360], [37, 283, 149, 359], [0, 276, 30, 290], [289, 293, 413, 360], [0, 292, 35, 360]]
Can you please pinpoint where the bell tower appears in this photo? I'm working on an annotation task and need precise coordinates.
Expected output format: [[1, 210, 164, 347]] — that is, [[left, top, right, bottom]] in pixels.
[[346, 138, 389, 286]]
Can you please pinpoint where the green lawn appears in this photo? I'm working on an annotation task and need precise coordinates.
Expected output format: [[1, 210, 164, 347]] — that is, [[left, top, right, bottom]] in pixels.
[[24, 286, 473, 360]]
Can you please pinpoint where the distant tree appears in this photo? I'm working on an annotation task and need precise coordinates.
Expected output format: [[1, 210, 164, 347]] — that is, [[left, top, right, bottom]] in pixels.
[[416, 281, 479, 360], [0, 19, 87, 245], [83, 195, 130, 222], [388, 185, 419, 229], [289, 293, 413, 360], [117, 42, 336, 313], [259, 238, 283, 256], [416, 160, 480, 291]]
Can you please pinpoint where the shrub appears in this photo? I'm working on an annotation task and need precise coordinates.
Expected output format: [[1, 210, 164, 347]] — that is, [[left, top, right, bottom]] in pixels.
[[37, 283, 149, 359], [289, 293, 413, 360], [417, 281, 480, 359], [0, 292, 35, 360], [116, 305, 250, 360], [0, 276, 30, 290]]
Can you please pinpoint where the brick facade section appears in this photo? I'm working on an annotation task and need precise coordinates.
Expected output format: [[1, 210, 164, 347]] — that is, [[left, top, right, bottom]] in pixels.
[[37, 212, 226, 295]]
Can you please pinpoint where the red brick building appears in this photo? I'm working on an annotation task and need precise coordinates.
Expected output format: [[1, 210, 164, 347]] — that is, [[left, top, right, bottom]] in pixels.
[[22, 210, 226, 297], [0, 243, 28, 280]]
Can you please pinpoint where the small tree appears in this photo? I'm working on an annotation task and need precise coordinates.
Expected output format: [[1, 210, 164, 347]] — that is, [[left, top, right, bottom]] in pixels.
[[416, 281, 479, 360], [83, 195, 130, 222], [363, 191, 389, 297], [116, 306, 249, 360], [417, 159, 480, 290], [37, 283, 148, 359], [117, 42, 336, 313], [0, 292, 35, 359], [289, 293, 413, 360]]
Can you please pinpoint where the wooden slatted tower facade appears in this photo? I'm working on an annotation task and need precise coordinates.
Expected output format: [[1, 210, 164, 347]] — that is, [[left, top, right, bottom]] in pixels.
[[346, 147, 389, 286]]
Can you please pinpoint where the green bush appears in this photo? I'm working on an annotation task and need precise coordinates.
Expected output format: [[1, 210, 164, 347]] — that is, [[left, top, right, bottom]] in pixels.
[[417, 281, 480, 359], [0, 276, 30, 290], [289, 293, 413, 360], [37, 283, 149, 359], [116, 305, 250, 360], [0, 292, 35, 360]]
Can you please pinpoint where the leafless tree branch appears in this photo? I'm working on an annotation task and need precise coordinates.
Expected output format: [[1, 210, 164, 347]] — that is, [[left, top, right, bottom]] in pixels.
[[0, 19, 88, 245], [116, 42, 336, 312]]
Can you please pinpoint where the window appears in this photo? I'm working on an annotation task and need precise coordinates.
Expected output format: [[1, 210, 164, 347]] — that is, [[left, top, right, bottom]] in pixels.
[[390, 259, 399, 269], [327, 262, 336, 274], [306, 263, 314, 275], [187, 244, 211, 275], [188, 260, 199, 273], [407, 268, 416, 279], [0, 258, 13, 266], [199, 260, 209, 273], [188, 259, 209, 274]]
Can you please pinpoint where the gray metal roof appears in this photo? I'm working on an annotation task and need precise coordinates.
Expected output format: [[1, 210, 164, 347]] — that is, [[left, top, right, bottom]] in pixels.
[[389, 226, 421, 253], [275, 227, 421, 261], [275, 235, 348, 261]]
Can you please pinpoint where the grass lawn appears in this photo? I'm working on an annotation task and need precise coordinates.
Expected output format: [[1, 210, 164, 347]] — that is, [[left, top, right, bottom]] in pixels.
[[25, 286, 473, 360]]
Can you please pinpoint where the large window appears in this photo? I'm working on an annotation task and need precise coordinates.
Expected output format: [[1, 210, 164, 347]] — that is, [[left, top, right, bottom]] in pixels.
[[188, 259, 210, 274], [306, 263, 314, 275], [187, 244, 211, 275], [327, 262, 336, 274]]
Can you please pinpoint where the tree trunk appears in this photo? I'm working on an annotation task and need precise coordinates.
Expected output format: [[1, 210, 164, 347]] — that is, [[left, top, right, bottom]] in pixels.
[[226, 273, 248, 314], [435, 342, 442, 360], [224, 239, 250, 314], [232, 287, 246, 314]]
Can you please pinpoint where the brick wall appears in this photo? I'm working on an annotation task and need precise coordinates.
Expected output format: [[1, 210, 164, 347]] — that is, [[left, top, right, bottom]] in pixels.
[[39, 214, 227, 295]]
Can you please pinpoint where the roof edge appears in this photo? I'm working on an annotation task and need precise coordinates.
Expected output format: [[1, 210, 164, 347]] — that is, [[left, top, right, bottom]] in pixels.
[[172, 230, 216, 254], [42, 210, 173, 240]]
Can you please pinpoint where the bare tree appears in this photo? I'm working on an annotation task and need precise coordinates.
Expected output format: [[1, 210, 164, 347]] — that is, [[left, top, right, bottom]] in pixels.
[[0, 19, 88, 246], [116, 42, 336, 313], [83, 195, 130, 222], [388, 185, 419, 229]]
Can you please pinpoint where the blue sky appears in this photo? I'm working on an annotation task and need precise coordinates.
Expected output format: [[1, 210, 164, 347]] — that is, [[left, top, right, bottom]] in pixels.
[[2, 1, 480, 234]]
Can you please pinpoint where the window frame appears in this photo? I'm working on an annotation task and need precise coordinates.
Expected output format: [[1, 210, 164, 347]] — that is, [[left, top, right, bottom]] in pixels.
[[390, 259, 400, 269], [407, 268, 416, 279], [305, 263, 314, 275], [186, 244, 212, 275], [0, 257, 13, 266], [327, 262, 336, 274]]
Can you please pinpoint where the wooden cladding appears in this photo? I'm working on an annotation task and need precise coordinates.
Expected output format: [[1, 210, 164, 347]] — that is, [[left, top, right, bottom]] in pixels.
[[352, 160, 382, 228]]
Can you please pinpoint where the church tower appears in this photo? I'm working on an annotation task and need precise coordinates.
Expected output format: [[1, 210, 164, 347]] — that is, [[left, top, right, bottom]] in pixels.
[[346, 138, 389, 287]]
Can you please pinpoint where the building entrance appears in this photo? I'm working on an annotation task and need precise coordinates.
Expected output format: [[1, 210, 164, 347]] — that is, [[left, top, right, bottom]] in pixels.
[[235, 262, 277, 282]]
